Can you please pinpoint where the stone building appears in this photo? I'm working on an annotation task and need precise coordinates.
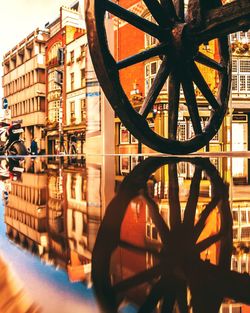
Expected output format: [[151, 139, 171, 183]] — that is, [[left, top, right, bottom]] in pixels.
[[2, 29, 49, 153]]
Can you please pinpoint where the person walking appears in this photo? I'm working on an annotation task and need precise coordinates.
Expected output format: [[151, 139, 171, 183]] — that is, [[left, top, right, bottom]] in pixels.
[[70, 134, 77, 154], [30, 138, 38, 155]]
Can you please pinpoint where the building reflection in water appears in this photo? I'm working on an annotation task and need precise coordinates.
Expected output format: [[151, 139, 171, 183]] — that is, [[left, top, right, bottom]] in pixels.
[[1, 156, 250, 312], [92, 157, 250, 313], [4, 157, 48, 257], [2, 155, 115, 287]]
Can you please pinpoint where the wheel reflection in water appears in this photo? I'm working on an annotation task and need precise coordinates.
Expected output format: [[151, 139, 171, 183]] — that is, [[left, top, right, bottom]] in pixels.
[[92, 157, 250, 313]]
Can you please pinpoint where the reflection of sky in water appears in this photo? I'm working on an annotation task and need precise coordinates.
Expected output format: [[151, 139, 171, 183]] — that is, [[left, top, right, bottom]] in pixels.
[[0, 201, 100, 313]]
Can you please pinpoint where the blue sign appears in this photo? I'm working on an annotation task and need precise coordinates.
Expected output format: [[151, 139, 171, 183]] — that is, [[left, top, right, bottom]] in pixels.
[[2, 98, 8, 110]]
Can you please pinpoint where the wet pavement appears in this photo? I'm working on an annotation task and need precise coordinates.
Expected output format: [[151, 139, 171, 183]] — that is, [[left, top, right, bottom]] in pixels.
[[0, 153, 250, 313]]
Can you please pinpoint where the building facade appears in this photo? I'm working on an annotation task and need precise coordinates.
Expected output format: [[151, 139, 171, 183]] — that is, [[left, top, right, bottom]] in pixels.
[[64, 30, 87, 154], [2, 29, 49, 153], [45, 5, 85, 155]]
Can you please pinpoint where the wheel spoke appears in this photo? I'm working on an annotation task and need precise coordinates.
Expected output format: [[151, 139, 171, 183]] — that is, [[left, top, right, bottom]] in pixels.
[[143, 0, 173, 27], [173, 0, 184, 20], [106, 0, 165, 40], [160, 0, 178, 21], [137, 279, 165, 313], [140, 57, 172, 117], [112, 264, 162, 293], [181, 70, 202, 135], [168, 164, 181, 230], [191, 62, 221, 111], [168, 71, 180, 140], [176, 283, 188, 313], [195, 52, 225, 72], [196, 232, 222, 253], [193, 196, 220, 242], [161, 294, 176, 313], [143, 191, 170, 244], [183, 166, 202, 229], [117, 43, 167, 70]]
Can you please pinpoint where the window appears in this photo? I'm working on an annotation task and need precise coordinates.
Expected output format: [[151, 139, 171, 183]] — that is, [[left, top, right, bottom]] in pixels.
[[241, 227, 250, 239], [144, 15, 157, 48], [70, 50, 74, 63], [232, 58, 250, 94], [145, 59, 168, 96], [80, 45, 86, 58], [230, 30, 250, 43], [70, 101, 75, 123], [145, 60, 163, 95], [70, 73, 74, 91], [177, 122, 186, 141], [81, 68, 85, 87], [80, 99, 86, 122]]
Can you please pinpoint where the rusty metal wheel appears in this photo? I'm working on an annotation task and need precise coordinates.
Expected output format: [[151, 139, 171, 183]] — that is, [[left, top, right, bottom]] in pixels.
[[91, 157, 237, 313], [85, 0, 238, 154]]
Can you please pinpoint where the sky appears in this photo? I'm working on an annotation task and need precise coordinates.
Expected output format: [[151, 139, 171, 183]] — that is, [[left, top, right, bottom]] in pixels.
[[0, 0, 76, 100]]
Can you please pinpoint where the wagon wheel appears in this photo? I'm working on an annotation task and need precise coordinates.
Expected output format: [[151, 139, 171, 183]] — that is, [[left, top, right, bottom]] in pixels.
[[85, 0, 234, 154], [91, 157, 240, 313]]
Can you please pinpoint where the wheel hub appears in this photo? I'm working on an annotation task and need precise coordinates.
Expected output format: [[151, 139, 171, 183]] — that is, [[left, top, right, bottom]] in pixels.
[[170, 23, 197, 61]]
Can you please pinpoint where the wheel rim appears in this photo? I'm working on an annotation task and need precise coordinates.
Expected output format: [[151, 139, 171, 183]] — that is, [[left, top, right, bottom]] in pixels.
[[86, 0, 231, 154]]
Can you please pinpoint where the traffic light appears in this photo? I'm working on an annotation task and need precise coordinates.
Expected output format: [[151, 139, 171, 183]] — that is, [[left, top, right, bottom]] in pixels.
[[55, 70, 63, 87], [57, 47, 64, 66]]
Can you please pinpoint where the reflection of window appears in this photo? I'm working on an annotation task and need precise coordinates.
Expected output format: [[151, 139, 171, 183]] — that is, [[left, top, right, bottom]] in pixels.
[[131, 134, 138, 144], [72, 211, 76, 231], [81, 179, 87, 201], [120, 124, 130, 144], [120, 156, 130, 174], [146, 223, 158, 240], [131, 156, 139, 170], [71, 175, 77, 198], [82, 214, 87, 235]]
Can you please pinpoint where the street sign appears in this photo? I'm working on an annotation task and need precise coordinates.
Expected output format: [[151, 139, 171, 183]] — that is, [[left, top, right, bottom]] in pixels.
[[2, 98, 8, 110], [4, 109, 11, 120]]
